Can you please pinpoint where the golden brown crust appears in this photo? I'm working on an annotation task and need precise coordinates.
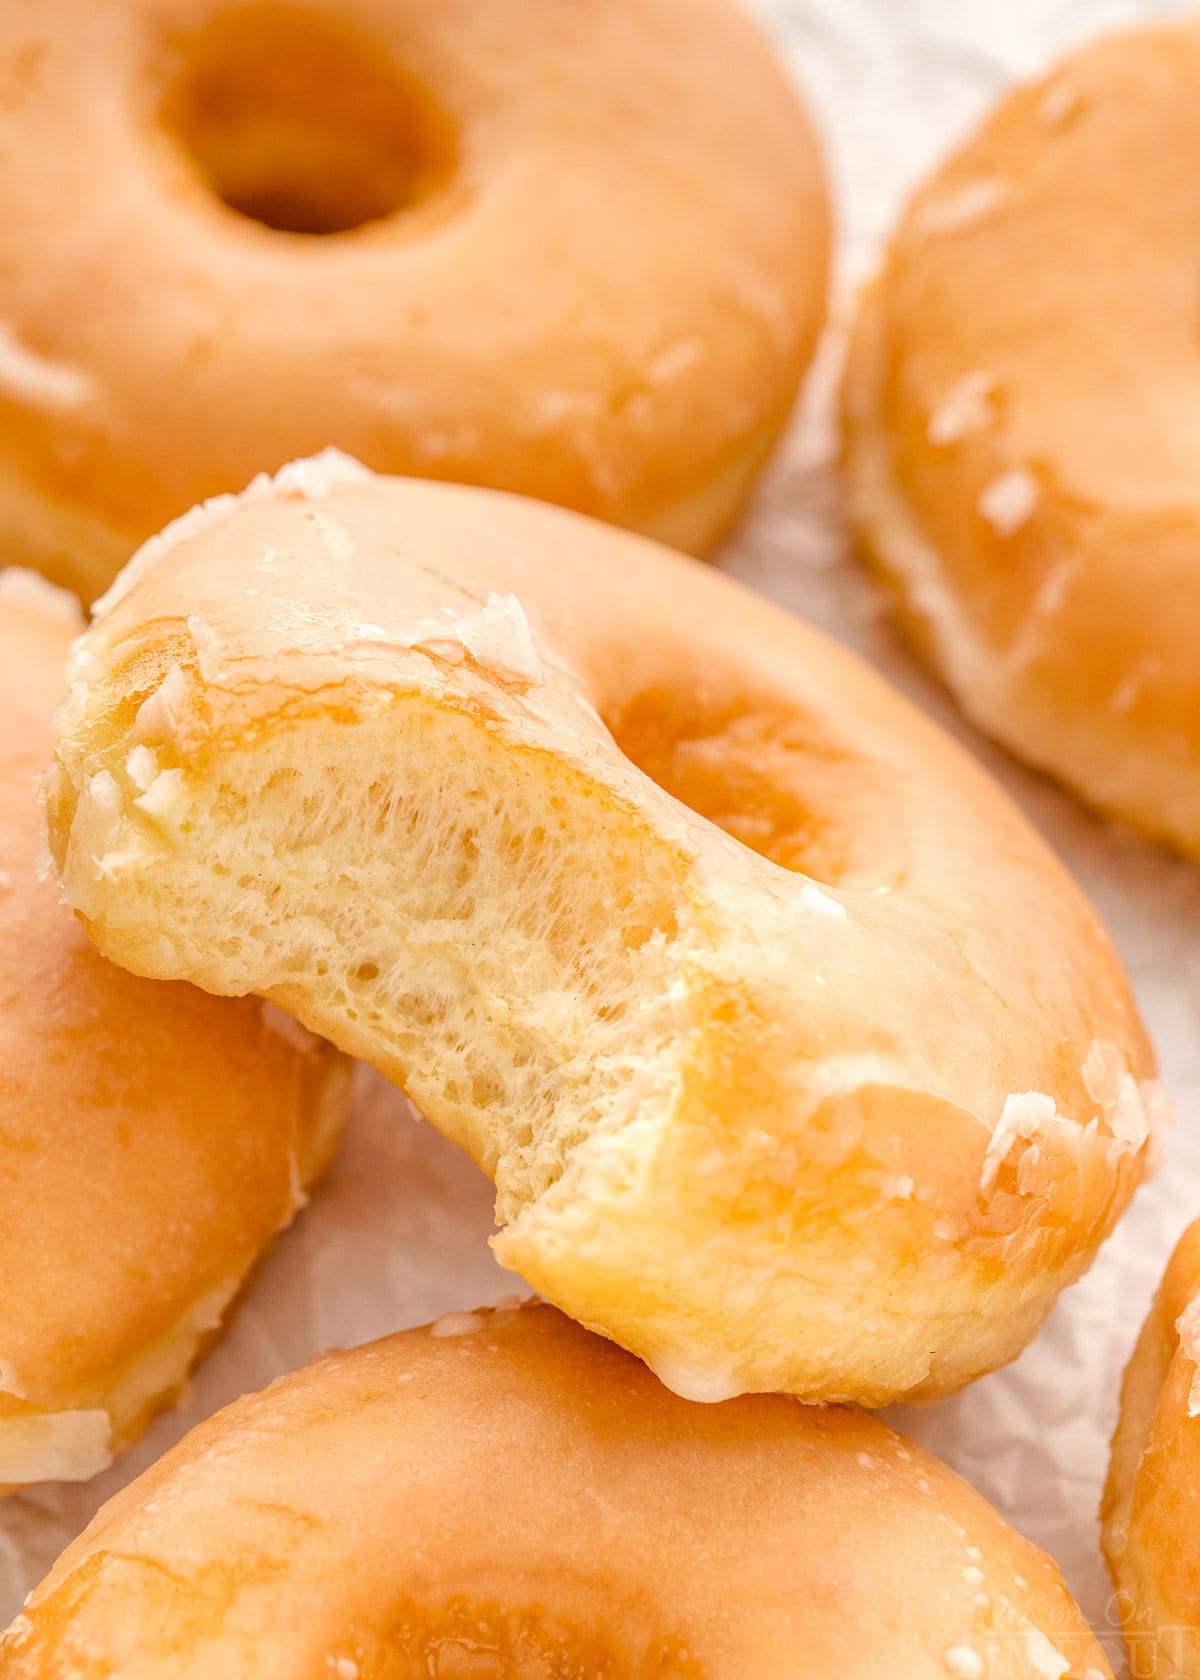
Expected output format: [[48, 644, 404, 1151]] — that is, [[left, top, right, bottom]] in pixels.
[[842, 18, 1200, 855], [1102, 1219, 1200, 1680], [45, 465, 1160, 1406], [0, 0, 827, 598], [0, 1303, 1114, 1680], [0, 569, 350, 1488]]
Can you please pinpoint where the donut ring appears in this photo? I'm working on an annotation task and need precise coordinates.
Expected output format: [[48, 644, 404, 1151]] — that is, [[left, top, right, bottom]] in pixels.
[[842, 18, 1200, 855], [0, 1303, 1115, 1680], [46, 461, 1162, 1405], [1102, 1218, 1200, 1680], [0, 0, 828, 602], [0, 568, 349, 1489]]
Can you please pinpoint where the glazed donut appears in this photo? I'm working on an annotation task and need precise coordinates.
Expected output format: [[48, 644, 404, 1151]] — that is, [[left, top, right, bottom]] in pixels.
[[842, 18, 1200, 856], [0, 0, 828, 603], [0, 568, 349, 1489], [1102, 1219, 1200, 1680], [45, 460, 1163, 1406], [0, 1302, 1114, 1680]]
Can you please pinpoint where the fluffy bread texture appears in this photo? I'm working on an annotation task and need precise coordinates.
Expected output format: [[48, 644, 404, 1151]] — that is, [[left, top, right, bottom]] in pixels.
[[0, 1302, 1114, 1680], [47, 463, 1163, 1405], [0, 569, 349, 1488], [1102, 1218, 1200, 1680], [0, 0, 827, 600], [842, 17, 1200, 856]]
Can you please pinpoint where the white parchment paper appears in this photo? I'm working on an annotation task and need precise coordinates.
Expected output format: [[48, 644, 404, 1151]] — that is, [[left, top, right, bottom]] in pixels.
[[3, 5, 1196, 1670]]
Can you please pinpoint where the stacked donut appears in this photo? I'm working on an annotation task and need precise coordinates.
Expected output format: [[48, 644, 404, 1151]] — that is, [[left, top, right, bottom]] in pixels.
[[1104, 1219, 1200, 1680], [0, 0, 827, 596], [0, 567, 350, 1490], [842, 15, 1200, 857], [0, 4, 1195, 1679]]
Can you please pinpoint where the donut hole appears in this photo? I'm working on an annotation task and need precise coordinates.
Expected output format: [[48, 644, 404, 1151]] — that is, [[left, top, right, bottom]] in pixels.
[[609, 687, 904, 889], [354, 1592, 704, 1677], [160, 6, 455, 236]]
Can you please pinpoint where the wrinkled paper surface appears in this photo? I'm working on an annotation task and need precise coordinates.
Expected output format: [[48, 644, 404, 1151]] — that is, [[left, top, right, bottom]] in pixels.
[[2, 4, 1196, 1671]]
